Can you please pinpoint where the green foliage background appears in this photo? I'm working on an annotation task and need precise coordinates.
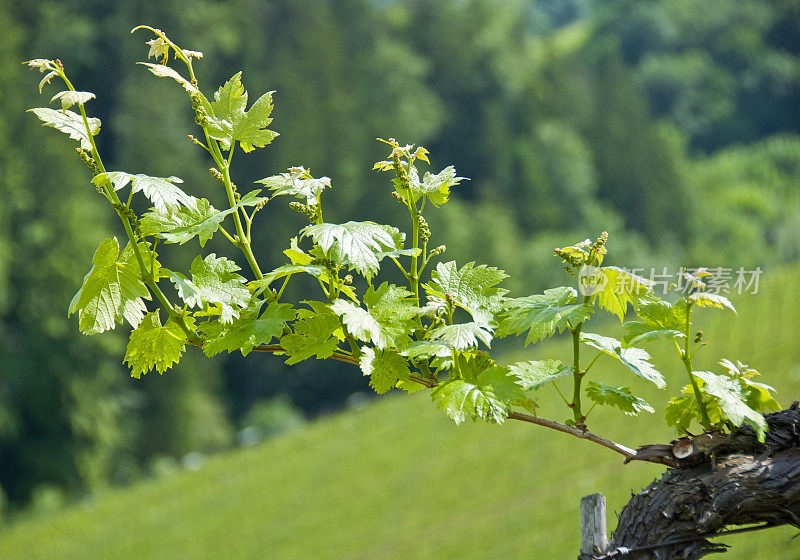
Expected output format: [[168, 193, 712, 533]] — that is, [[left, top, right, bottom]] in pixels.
[[1, 0, 799, 526]]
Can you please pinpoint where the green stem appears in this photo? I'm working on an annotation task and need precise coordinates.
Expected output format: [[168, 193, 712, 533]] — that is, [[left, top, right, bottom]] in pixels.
[[60, 68, 199, 345], [571, 323, 584, 424], [217, 152, 263, 280], [410, 207, 420, 304], [682, 302, 712, 429], [583, 350, 603, 375]]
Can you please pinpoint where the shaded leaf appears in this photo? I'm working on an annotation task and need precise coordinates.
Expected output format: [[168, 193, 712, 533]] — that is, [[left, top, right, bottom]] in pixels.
[[585, 381, 654, 416], [279, 302, 342, 365], [202, 302, 296, 356], [507, 360, 572, 390]]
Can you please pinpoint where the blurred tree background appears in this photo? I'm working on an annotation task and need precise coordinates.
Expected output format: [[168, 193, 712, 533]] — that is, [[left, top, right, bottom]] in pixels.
[[0, 0, 798, 512]]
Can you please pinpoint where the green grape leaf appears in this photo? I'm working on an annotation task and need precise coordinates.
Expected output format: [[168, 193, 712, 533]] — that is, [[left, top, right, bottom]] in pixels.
[[580, 332, 666, 388], [423, 261, 508, 326], [431, 355, 529, 424], [507, 359, 573, 390], [497, 287, 592, 346], [138, 62, 198, 93], [428, 322, 493, 350], [207, 72, 278, 152], [665, 393, 699, 432], [279, 303, 342, 364], [50, 90, 95, 110], [689, 292, 737, 313], [396, 379, 427, 394], [402, 340, 453, 360], [718, 360, 781, 413], [255, 264, 326, 289], [622, 299, 687, 346], [359, 347, 411, 394], [407, 165, 465, 206], [170, 255, 250, 323], [93, 171, 194, 212], [124, 311, 190, 378], [302, 221, 401, 279], [140, 198, 220, 246], [594, 267, 653, 321], [331, 283, 418, 350], [68, 237, 151, 334], [140, 192, 268, 247], [585, 381, 654, 416], [692, 370, 768, 439], [256, 167, 330, 206], [202, 302, 296, 357], [28, 107, 100, 150]]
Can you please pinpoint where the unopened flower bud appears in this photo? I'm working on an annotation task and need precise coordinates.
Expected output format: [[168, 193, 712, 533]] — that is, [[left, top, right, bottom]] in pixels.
[[209, 168, 224, 184]]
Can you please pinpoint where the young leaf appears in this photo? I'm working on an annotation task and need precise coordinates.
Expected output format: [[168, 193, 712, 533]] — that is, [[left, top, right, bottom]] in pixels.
[[402, 341, 452, 361], [428, 322, 493, 350], [139, 198, 220, 246], [497, 287, 592, 345], [585, 381, 654, 416], [302, 221, 401, 279], [206, 72, 278, 152], [124, 311, 189, 378], [423, 261, 508, 326], [665, 394, 699, 432], [407, 165, 465, 206], [431, 355, 529, 424], [507, 360, 572, 390], [256, 167, 330, 206], [92, 172, 194, 212], [50, 90, 96, 110], [201, 302, 296, 357], [28, 107, 100, 150], [692, 370, 768, 439], [140, 193, 268, 247], [138, 62, 198, 93], [718, 360, 781, 413], [68, 237, 151, 334], [580, 332, 666, 388], [689, 292, 737, 313], [170, 254, 251, 323], [594, 267, 653, 321], [359, 347, 411, 394]]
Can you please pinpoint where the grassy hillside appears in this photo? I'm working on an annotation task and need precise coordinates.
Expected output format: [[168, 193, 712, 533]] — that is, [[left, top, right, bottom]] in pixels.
[[1, 268, 799, 559]]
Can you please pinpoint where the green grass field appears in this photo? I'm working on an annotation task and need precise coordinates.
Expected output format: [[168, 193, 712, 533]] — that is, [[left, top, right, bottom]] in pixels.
[[1, 268, 799, 559]]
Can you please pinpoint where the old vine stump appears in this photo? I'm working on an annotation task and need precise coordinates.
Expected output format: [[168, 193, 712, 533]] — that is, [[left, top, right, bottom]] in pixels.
[[595, 406, 800, 559]]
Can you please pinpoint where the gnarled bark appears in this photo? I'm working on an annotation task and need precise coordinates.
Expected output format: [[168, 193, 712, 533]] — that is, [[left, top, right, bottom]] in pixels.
[[586, 406, 800, 560]]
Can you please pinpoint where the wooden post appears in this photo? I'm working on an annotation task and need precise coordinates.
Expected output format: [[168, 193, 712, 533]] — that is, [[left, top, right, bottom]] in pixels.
[[580, 493, 609, 557]]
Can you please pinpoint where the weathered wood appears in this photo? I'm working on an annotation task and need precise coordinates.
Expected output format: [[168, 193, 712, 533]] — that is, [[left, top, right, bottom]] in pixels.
[[580, 493, 609, 558], [606, 406, 800, 560]]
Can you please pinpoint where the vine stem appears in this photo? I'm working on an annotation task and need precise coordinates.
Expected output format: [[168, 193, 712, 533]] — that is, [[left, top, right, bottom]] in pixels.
[[681, 302, 712, 428], [247, 343, 638, 460], [59, 66, 200, 344], [571, 323, 584, 424]]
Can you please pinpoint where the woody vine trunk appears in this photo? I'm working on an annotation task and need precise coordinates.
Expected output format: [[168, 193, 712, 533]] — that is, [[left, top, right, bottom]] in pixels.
[[590, 405, 800, 560]]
